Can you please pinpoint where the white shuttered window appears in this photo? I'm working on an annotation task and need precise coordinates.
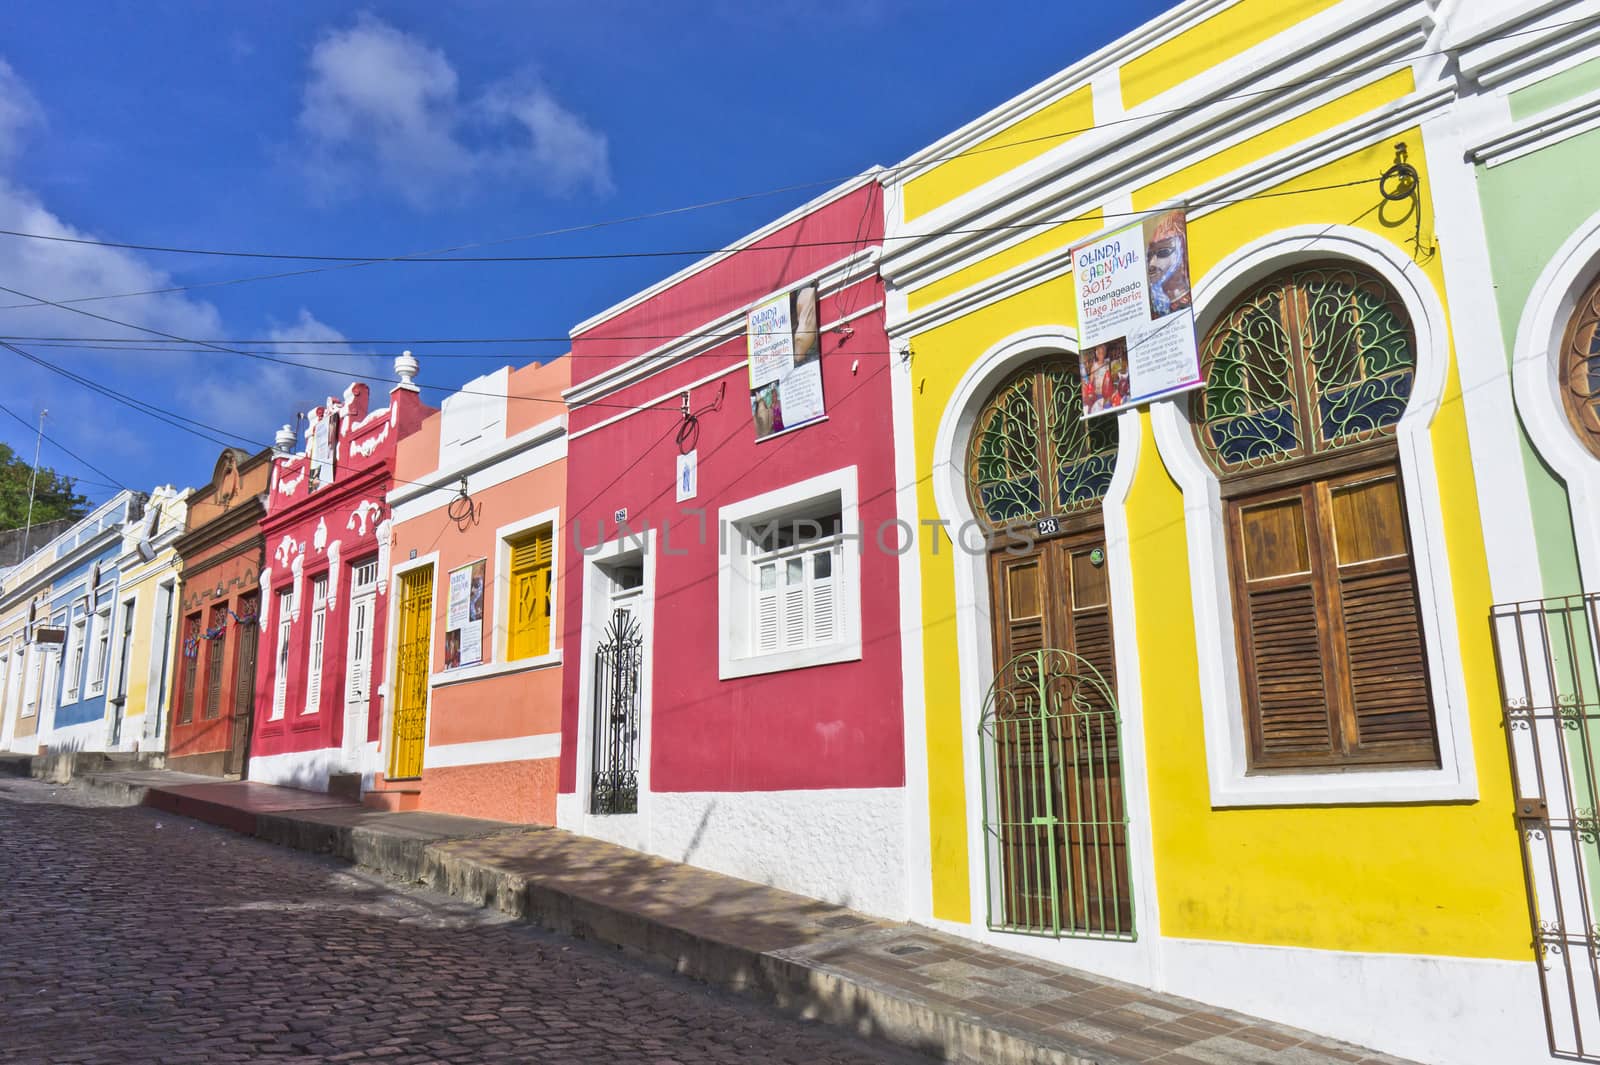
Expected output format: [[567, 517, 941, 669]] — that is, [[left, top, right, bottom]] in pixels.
[[752, 524, 840, 655], [305, 577, 328, 714]]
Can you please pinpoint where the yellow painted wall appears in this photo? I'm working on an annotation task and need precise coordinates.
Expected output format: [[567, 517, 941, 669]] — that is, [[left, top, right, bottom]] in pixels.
[[115, 545, 181, 731], [1119, 0, 1342, 111], [904, 123, 1527, 957], [904, 86, 1094, 223]]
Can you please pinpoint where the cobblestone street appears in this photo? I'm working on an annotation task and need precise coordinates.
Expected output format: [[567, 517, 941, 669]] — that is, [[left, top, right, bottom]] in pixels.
[[0, 777, 922, 1065]]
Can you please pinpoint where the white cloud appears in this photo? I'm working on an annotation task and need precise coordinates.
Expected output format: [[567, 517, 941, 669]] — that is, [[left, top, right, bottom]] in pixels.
[[0, 61, 383, 484], [0, 59, 40, 165], [299, 14, 613, 204]]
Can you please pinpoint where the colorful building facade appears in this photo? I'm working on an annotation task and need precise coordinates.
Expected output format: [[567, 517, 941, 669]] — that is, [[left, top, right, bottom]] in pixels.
[[876, 2, 1555, 1062], [0, 531, 61, 755], [109, 485, 188, 753], [166, 447, 270, 777], [15, 493, 150, 754], [379, 358, 569, 820], [248, 361, 429, 793], [1438, 6, 1600, 1059], [556, 174, 910, 917]]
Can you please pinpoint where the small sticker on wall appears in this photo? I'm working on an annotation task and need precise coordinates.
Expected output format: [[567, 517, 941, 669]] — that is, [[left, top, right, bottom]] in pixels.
[[676, 450, 698, 502]]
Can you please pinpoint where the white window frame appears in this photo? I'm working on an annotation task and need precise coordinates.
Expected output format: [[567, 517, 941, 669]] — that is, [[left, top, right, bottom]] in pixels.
[[345, 558, 379, 706], [63, 608, 88, 704], [489, 506, 562, 674], [1148, 228, 1476, 807], [305, 575, 328, 714], [271, 590, 293, 721], [23, 644, 42, 718], [717, 466, 862, 680], [87, 603, 112, 697]]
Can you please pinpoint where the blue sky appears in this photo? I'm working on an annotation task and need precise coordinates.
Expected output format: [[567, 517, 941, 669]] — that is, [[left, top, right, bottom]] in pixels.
[[0, 1, 1163, 504]]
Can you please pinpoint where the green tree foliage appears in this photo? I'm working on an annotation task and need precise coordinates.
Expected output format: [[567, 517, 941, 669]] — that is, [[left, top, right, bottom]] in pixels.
[[0, 442, 90, 531]]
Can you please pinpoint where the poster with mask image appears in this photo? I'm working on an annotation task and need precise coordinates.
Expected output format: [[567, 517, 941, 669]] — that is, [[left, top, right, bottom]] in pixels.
[[1069, 208, 1202, 418], [748, 284, 826, 440]]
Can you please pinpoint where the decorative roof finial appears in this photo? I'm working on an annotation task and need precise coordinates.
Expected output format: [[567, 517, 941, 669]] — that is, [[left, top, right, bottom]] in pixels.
[[273, 424, 296, 456], [394, 350, 420, 391]]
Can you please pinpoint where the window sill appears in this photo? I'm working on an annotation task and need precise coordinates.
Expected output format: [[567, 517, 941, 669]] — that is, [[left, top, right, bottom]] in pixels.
[[431, 650, 562, 688], [1210, 763, 1476, 807], [718, 640, 861, 680]]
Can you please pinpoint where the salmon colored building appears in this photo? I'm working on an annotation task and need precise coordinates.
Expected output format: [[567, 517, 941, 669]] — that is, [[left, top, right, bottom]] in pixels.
[[167, 447, 271, 777], [377, 357, 569, 821], [247, 358, 430, 793], [557, 173, 909, 916]]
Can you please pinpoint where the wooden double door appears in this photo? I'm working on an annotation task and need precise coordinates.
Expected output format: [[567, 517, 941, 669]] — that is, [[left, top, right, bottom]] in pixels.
[[985, 525, 1132, 937]]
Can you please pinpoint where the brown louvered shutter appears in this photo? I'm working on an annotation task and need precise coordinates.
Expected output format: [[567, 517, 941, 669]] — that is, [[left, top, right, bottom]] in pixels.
[[1326, 469, 1435, 760], [1230, 486, 1337, 763], [1229, 464, 1435, 768]]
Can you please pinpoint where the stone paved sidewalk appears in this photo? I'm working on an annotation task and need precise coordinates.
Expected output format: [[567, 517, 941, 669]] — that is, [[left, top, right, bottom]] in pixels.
[[70, 766, 1419, 1065]]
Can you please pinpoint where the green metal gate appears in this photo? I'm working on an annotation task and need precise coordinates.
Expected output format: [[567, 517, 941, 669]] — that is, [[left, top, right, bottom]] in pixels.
[[979, 647, 1134, 940]]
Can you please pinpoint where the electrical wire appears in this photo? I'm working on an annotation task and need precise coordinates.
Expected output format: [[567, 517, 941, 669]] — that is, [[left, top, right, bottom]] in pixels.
[[0, 398, 133, 492], [0, 175, 1384, 341], [0, 10, 1586, 295]]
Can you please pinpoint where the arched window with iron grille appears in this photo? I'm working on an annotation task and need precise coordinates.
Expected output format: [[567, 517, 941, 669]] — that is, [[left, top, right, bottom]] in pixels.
[[1191, 261, 1439, 771]]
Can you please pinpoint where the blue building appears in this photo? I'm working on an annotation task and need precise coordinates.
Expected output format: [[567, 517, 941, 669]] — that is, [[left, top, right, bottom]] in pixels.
[[25, 492, 147, 753]]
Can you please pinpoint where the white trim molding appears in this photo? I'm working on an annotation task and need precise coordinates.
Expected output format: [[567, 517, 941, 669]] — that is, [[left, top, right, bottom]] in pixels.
[[423, 732, 561, 770], [1468, 89, 1600, 168], [1510, 204, 1600, 594], [1148, 225, 1478, 806]]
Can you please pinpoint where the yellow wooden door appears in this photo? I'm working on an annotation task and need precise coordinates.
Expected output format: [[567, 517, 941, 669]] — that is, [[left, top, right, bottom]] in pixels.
[[388, 566, 433, 779]]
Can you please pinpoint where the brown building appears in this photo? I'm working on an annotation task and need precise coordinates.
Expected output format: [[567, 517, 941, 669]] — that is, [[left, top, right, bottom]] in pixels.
[[165, 447, 270, 776]]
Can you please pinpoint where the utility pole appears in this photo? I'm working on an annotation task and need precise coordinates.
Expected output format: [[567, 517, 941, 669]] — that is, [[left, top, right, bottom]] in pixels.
[[20, 407, 46, 558]]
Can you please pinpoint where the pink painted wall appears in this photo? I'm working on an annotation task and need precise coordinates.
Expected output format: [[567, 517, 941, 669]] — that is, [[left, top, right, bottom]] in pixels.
[[558, 180, 903, 796], [252, 383, 431, 763]]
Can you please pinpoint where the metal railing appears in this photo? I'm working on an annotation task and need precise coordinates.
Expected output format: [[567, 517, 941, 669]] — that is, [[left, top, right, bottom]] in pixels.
[[979, 648, 1134, 940], [1492, 592, 1600, 1061]]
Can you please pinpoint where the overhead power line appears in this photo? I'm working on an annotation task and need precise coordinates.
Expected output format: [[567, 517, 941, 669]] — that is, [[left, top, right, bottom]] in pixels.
[[0, 12, 1586, 314], [0, 397, 132, 492]]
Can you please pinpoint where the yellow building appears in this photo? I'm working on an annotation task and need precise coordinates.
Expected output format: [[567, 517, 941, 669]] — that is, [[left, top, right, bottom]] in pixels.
[[879, 3, 1556, 1063], [109, 485, 188, 752]]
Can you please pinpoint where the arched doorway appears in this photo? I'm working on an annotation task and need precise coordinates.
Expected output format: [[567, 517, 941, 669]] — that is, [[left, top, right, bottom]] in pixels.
[[966, 356, 1132, 939]]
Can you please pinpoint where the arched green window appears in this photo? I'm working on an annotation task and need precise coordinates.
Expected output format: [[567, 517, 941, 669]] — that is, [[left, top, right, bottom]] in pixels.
[[966, 359, 1117, 530], [1193, 263, 1415, 475]]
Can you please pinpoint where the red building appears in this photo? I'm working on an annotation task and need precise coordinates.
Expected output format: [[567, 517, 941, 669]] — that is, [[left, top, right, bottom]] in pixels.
[[167, 447, 271, 777], [557, 173, 909, 917], [247, 357, 431, 792]]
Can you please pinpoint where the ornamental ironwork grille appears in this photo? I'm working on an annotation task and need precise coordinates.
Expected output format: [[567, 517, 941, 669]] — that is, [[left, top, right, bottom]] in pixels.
[[1491, 592, 1600, 1061], [1192, 263, 1415, 476], [1563, 273, 1600, 460], [591, 609, 643, 816], [966, 359, 1116, 531], [979, 648, 1133, 940]]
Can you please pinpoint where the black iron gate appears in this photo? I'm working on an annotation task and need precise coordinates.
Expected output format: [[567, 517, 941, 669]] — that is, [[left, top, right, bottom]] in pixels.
[[591, 609, 643, 815], [1492, 592, 1600, 1061]]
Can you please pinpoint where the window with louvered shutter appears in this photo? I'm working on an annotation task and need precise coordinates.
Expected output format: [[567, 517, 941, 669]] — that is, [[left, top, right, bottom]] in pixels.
[[746, 514, 841, 658], [507, 527, 553, 660], [305, 578, 327, 714], [179, 613, 201, 725], [1196, 264, 1438, 770], [271, 592, 292, 721], [203, 606, 226, 719], [1562, 271, 1600, 459]]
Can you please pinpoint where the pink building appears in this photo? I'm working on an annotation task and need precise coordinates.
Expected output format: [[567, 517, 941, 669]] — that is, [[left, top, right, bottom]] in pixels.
[[557, 173, 909, 916], [375, 358, 570, 820], [248, 357, 431, 792]]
